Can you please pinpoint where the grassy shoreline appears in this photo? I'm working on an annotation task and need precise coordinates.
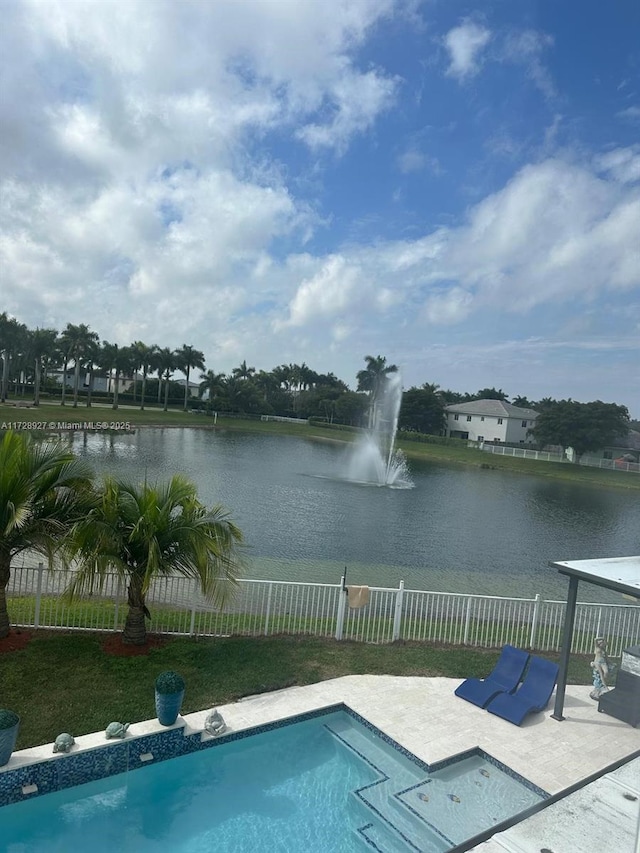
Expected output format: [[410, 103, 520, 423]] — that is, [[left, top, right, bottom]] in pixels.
[[0, 630, 593, 749], [2, 400, 637, 490]]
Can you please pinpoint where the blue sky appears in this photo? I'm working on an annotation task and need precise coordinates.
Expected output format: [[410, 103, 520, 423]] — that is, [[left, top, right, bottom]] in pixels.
[[1, 0, 639, 414]]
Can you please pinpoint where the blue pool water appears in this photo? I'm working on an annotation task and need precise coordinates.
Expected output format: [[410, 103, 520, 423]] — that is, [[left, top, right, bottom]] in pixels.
[[0, 711, 546, 852]]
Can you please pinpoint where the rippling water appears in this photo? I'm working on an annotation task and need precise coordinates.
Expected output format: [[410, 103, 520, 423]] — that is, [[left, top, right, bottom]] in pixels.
[[70, 428, 638, 602]]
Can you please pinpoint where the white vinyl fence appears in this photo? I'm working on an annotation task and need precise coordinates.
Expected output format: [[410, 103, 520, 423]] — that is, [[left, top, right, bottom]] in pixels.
[[480, 443, 640, 473], [7, 564, 640, 656]]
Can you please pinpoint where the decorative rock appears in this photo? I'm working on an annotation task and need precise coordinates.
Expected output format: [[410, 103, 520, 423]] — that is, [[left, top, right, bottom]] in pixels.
[[105, 722, 130, 739], [53, 733, 75, 753], [204, 709, 227, 736]]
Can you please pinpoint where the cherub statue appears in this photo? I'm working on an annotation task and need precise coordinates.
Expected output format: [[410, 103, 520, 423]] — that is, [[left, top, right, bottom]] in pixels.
[[590, 637, 615, 700]]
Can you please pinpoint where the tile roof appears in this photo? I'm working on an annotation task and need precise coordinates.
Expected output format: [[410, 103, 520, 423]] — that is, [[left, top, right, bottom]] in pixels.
[[444, 399, 539, 418]]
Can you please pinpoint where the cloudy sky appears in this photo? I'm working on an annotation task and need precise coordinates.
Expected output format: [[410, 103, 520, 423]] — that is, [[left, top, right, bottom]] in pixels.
[[1, 0, 639, 413]]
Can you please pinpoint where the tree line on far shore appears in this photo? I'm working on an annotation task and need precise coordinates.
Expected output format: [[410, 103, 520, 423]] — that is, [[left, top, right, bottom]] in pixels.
[[0, 315, 633, 459]]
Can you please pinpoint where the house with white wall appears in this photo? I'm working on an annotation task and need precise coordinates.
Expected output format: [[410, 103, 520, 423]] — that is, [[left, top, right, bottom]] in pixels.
[[444, 400, 539, 444]]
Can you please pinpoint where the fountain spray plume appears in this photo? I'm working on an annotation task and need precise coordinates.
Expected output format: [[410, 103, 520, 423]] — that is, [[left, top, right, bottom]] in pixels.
[[347, 372, 413, 488]]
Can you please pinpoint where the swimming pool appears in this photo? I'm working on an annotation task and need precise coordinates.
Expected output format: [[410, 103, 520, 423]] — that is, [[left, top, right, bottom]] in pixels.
[[0, 708, 547, 852]]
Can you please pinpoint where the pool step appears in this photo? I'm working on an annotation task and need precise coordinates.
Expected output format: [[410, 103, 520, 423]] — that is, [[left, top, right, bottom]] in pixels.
[[356, 820, 423, 853], [324, 718, 423, 785], [325, 720, 450, 852]]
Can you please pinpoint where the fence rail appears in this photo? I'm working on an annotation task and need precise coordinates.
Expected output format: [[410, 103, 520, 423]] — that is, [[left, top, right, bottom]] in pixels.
[[7, 564, 640, 656], [480, 443, 639, 472]]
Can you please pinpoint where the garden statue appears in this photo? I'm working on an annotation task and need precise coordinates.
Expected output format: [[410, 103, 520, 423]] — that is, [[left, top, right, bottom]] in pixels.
[[105, 722, 130, 739], [590, 637, 615, 700], [53, 733, 75, 753], [204, 709, 227, 736]]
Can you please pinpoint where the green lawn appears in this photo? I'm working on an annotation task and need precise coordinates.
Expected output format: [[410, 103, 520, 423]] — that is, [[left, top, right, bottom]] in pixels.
[[2, 400, 636, 490], [0, 631, 593, 749]]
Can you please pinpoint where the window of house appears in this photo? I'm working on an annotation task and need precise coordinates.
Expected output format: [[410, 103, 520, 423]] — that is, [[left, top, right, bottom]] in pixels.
[[478, 435, 484, 442], [497, 418, 503, 424], [466, 415, 472, 421], [480, 416, 485, 421], [519, 440, 525, 444], [494, 438, 501, 442], [521, 420, 527, 427], [454, 414, 459, 421]]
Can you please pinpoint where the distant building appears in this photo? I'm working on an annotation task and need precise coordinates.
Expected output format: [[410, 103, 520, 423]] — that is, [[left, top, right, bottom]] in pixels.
[[444, 400, 539, 444]]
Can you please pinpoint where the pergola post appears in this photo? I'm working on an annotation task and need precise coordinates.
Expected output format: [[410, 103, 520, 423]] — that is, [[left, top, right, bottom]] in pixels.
[[551, 574, 579, 721]]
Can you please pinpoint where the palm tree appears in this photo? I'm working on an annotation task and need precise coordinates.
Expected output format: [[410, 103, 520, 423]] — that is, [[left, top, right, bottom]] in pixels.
[[0, 431, 93, 638], [100, 342, 132, 410], [69, 325, 100, 407], [0, 313, 27, 403], [131, 342, 158, 411], [155, 348, 177, 412], [83, 337, 101, 407], [356, 355, 398, 401], [64, 475, 244, 645], [232, 359, 256, 381], [28, 328, 58, 407], [176, 344, 205, 411], [199, 369, 226, 405]]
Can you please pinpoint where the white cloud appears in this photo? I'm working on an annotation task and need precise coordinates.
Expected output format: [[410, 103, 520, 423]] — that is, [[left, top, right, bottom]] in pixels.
[[502, 29, 556, 99], [444, 20, 491, 81], [281, 255, 362, 327], [616, 106, 640, 122], [297, 68, 398, 153], [596, 146, 640, 184]]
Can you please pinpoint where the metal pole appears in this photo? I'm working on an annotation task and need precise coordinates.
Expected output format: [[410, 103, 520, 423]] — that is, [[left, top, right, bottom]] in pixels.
[[392, 581, 404, 641], [551, 575, 579, 721]]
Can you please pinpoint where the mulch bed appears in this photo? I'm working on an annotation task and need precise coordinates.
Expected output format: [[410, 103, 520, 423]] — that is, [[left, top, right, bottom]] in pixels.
[[101, 633, 168, 657], [0, 629, 34, 654]]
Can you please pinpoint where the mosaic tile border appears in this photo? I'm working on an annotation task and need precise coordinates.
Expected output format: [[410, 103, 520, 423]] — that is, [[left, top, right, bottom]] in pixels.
[[0, 704, 346, 808]]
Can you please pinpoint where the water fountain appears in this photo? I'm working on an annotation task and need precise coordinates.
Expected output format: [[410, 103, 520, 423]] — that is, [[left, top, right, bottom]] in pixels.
[[346, 372, 413, 488]]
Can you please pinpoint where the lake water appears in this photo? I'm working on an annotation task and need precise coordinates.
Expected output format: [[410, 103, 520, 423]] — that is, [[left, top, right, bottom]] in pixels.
[[70, 428, 638, 602]]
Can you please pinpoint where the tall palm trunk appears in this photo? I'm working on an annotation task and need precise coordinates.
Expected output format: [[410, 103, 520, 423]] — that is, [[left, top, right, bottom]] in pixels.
[[34, 357, 42, 406], [73, 360, 81, 407], [140, 369, 147, 411], [86, 368, 94, 407], [2, 353, 11, 402], [61, 359, 68, 405], [123, 575, 148, 645], [183, 365, 190, 411], [0, 549, 12, 639], [163, 372, 170, 411], [157, 373, 162, 404], [112, 371, 120, 410]]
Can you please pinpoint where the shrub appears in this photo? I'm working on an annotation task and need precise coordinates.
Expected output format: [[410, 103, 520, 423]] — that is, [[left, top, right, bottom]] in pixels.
[[0, 709, 19, 730], [155, 671, 185, 694]]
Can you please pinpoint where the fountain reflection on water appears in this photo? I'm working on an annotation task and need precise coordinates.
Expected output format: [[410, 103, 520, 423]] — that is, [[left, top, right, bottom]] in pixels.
[[346, 372, 413, 488]]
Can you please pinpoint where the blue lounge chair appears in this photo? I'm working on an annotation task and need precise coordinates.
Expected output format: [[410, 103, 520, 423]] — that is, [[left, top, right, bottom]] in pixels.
[[454, 644, 530, 708], [486, 656, 559, 725]]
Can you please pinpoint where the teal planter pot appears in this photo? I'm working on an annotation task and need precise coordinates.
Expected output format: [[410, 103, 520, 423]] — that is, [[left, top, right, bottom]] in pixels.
[[0, 710, 20, 767], [155, 689, 185, 726], [154, 671, 185, 726]]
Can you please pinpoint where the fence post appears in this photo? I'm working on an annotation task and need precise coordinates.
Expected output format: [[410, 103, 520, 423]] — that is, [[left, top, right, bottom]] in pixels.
[[113, 576, 122, 631], [392, 581, 404, 641], [34, 562, 44, 629], [189, 581, 198, 637], [335, 579, 347, 641], [463, 596, 473, 645], [264, 584, 273, 636], [529, 594, 541, 649]]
